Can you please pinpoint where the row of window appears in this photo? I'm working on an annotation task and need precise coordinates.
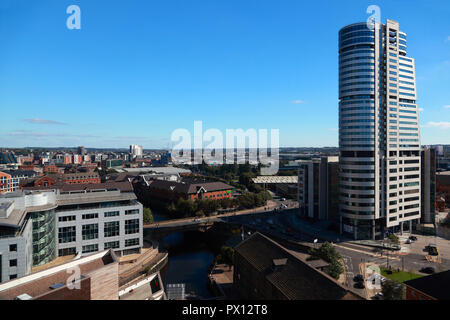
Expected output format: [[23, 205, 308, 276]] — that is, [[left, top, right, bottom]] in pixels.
[[58, 238, 140, 256], [59, 210, 128, 222], [58, 219, 140, 243]]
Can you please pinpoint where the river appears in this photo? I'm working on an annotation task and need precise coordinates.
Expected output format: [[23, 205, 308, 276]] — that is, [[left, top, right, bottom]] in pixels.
[[151, 211, 216, 299]]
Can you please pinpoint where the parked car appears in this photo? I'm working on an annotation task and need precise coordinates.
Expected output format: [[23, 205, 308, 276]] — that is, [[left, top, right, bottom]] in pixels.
[[420, 267, 435, 274], [372, 292, 384, 300], [427, 244, 438, 256], [281, 198, 286, 201], [353, 274, 364, 282], [409, 236, 418, 241], [406, 239, 412, 244]]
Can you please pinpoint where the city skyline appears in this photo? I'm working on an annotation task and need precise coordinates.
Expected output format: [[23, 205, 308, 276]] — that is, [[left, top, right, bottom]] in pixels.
[[1, 0, 449, 149]]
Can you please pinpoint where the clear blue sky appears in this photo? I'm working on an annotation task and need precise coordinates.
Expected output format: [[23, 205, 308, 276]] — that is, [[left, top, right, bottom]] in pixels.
[[0, 0, 449, 148]]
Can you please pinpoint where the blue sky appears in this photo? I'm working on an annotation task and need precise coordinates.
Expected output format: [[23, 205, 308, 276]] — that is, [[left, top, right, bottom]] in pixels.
[[0, 0, 449, 148]]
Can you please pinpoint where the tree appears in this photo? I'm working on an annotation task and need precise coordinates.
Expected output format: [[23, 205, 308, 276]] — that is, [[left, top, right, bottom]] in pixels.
[[309, 242, 343, 279], [143, 207, 154, 224], [218, 246, 234, 270], [195, 210, 205, 217], [389, 234, 400, 245], [382, 279, 404, 300]]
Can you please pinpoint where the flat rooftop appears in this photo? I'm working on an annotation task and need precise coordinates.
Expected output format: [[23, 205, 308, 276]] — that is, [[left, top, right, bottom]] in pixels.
[[0, 250, 117, 300]]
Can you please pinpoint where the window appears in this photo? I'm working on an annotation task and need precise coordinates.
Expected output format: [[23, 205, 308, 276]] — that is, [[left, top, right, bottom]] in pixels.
[[104, 211, 119, 217], [82, 213, 98, 220], [59, 247, 76, 256], [82, 244, 98, 254], [104, 221, 120, 237], [82, 224, 98, 240], [9, 244, 17, 252], [104, 241, 120, 249], [125, 219, 139, 234], [9, 259, 17, 267], [59, 226, 76, 243], [59, 215, 76, 222], [10, 274, 17, 280], [125, 238, 139, 247], [125, 209, 139, 215]]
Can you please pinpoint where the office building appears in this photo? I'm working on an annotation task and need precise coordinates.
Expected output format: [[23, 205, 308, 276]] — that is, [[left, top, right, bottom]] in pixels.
[[296, 156, 339, 222], [130, 145, 143, 158], [0, 184, 143, 283], [421, 147, 436, 224], [338, 20, 421, 239], [77, 146, 86, 155]]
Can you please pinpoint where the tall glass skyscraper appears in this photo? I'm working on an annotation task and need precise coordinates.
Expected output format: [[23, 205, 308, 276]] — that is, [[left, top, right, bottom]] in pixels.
[[338, 19, 421, 240]]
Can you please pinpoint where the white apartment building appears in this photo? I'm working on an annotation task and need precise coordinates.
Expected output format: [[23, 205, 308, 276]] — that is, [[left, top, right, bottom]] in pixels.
[[338, 19, 421, 240]]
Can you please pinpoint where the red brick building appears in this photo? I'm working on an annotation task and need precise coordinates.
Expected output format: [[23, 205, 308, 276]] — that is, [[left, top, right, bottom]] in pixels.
[[145, 179, 233, 202], [18, 164, 35, 171], [43, 165, 59, 174], [404, 270, 450, 300], [21, 172, 101, 188], [437, 172, 450, 202]]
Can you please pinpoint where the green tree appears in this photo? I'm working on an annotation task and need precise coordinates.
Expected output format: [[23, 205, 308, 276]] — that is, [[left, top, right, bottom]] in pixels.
[[143, 207, 154, 224], [309, 242, 343, 279], [389, 234, 400, 245], [382, 280, 404, 300]]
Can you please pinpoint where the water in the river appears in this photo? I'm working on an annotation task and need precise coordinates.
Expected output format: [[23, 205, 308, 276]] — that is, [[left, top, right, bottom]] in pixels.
[[151, 211, 215, 299]]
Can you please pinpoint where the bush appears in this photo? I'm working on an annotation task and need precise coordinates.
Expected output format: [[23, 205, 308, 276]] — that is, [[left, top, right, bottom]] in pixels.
[[143, 208, 154, 224], [309, 242, 343, 279]]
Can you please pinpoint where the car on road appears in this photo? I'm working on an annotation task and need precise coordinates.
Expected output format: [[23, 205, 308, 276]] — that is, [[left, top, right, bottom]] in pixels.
[[427, 244, 439, 256], [406, 239, 412, 244], [372, 292, 384, 300], [409, 236, 418, 241], [420, 267, 435, 274], [280, 198, 286, 201], [354, 281, 365, 289], [353, 274, 364, 282]]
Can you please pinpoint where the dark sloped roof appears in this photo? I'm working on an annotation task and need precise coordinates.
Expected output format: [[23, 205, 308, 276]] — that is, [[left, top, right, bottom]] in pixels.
[[437, 172, 450, 186], [404, 270, 450, 300], [235, 232, 363, 300], [148, 179, 233, 194], [1, 170, 37, 177]]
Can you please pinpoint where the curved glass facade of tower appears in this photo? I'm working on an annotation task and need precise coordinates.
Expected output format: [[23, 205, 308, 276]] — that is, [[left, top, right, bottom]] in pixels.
[[338, 20, 421, 240]]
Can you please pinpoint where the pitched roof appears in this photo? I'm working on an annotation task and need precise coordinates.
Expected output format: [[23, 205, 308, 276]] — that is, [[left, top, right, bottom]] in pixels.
[[1, 170, 37, 178], [148, 179, 233, 194], [404, 270, 450, 300], [234, 232, 363, 300]]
